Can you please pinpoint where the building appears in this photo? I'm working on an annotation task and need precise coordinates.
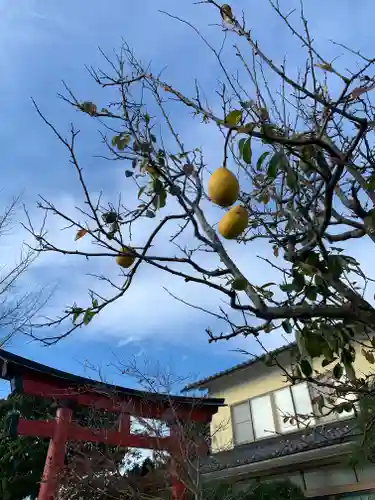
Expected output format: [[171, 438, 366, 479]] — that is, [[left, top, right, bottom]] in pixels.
[[183, 341, 375, 500]]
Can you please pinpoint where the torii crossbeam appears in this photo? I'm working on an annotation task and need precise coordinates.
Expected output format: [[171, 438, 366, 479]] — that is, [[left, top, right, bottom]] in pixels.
[[0, 349, 224, 500]]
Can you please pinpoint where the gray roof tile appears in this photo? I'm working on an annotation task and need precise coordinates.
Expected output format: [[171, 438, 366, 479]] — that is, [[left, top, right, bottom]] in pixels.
[[200, 419, 358, 473]]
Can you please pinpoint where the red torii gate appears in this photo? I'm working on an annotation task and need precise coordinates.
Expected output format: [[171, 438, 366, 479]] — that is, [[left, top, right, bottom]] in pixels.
[[0, 349, 224, 500]]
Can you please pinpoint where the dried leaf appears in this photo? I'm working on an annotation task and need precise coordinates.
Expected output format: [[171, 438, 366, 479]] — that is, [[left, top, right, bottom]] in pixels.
[[314, 63, 334, 72], [259, 107, 269, 121], [75, 229, 88, 241], [220, 4, 233, 23], [183, 163, 194, 176], [81, 102, 97, 115], [350, 83, 375, 99]]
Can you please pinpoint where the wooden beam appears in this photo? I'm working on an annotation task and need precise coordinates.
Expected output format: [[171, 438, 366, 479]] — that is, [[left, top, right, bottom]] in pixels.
[[17, 417, 174, 450], [17, 376, 212, 422]]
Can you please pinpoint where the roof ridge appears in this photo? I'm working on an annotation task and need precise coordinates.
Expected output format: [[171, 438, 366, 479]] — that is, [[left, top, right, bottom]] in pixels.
[[181, 341, 296, 392]]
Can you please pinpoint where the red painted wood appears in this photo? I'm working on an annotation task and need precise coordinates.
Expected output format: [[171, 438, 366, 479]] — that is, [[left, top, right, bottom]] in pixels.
[[17, 417, 174, 450], [118, 412, 131, 433], [171, 477, 187, 500], [18, 418, 56, 438], [38, 407, 72, 500], [169, 457, 187, 500], [67, 423, 174, 449], [20, 377, 213, 422]]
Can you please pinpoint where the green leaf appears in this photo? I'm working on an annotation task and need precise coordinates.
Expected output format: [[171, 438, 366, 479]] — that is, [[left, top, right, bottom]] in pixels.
[[153, 189, 167, 210], [169, 185, 181, 196], [239, 100, 252, 109], [292, 278, 305, 293], [286, 170, 298, 190], [83, 309, 96, 326], [300, 359, 312, 377], [314, 62, 334, 72], [327, 255, 343, 279], [117, 134, 131, 151], [72, 308, 84, 323], [91, 298, 98, 308], [333, 362, 343, 380], [306, 287, 317, 302], [102, 211, 118, 224], [267, 153, 281, 179], [241, 138, 252, 164], [152, 178, 164, 195], [238, 138, 246, 157], [111, 135, 119, 147], [340, 255, 359, 267], [305, 333, 326, 358], [231, 278, 248, 291], [145, 210, 155, 218], [305, 251, 320, 268], [138, 186, 146, 199], [225, 109, 243, 126], [280, 283, 298, 293], [282, 320, 292, 334], [261, 282, 277, 289], [257, 151, 270, 171], [367, 174, 375, 191]]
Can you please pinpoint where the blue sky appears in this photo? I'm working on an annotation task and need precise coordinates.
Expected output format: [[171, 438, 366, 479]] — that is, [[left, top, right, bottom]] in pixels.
[[1, 0, 375, 400]]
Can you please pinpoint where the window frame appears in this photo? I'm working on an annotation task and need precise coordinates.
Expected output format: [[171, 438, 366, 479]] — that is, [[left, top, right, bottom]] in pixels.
[[251, 392, 277, 439], [309, 370, 357, 423], [231, 382, 317, 446], [230, 401, 255, 445]]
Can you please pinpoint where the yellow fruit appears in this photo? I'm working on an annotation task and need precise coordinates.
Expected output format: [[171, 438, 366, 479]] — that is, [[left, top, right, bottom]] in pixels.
[[116, 247, 136, 268], [218, 205, 248, 239], [208, 168, 239, 207]]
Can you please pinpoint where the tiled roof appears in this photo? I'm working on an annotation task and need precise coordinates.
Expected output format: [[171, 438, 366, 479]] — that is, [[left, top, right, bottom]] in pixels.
[[200, 419, 358, 473], [182, 342, 296, 392]]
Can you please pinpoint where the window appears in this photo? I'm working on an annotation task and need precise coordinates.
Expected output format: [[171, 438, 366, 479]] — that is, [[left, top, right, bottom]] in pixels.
[[310, 372, 356, 423], [232, 401, 253, 444], [273, 382, 315, 431], [231, 382, 316, 446], [251, 395, 276, 438], [292, 382, 315, 425], [274, 387, 298, 432]]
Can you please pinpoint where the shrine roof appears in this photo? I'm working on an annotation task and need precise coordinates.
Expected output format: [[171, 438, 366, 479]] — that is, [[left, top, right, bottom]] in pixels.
[[0, 349, 224, 410]]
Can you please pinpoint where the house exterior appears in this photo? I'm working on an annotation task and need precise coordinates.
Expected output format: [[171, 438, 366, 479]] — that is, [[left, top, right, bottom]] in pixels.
[[183, 341, 375, 500]]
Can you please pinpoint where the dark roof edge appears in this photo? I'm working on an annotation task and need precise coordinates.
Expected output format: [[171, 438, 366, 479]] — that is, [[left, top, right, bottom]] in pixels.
[[181, 342, 297, 393], [0, 349, 224, 408]]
